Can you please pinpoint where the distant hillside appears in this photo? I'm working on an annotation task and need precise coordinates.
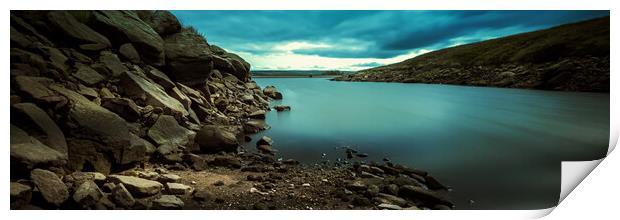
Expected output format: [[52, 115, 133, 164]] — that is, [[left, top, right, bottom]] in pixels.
[[333, 17, 610, 92], [253, 70, 353, 77]]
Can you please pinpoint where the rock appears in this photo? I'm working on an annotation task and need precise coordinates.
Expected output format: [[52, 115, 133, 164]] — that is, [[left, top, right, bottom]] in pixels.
[[248, 110, 266, 119], [424, 175, 448, 190], [399, 185, 453, 207], [182, 153, 206, 171], [302, 183, 311, 187], [46, 11, 111, 50], [273, 105, 291, 111], [118, 71, 188, 117], [192, 188, 214, 201], [366, 184, 381, 197], [433, 204, 452, 210], [72, 181, 104, 207], [243, 120, 271, 134], [384, 184, 400, 196], [356, 153, 369, 158], [346, 180, 368, 191], [378, 203, 402, 210], [145, 67, 175, 89], [11, 103, 67, 156], [163, 28, 213, 85], [73, 65, 105, 86], [352, 196, 372, 206], [49, 85, 131, 163], [12, 76, 59, 103], [112, 183, 136, 208], [170, 86, 191, 109], [376, 193, 408, 207], [98, 51, 128, 77], [30, 169, 69, 206], [208, 155, 242, 169], [166, 183, 192, 195], [158, 174, 181, 183], [77, 85, 99, 99], [152, 195, 184, 209], [256, 136, 273, 146], [108, 175, 163, 196], [195, 125, 239, 153], [99, 88, 115, 98], [119, 43, 141, 63], [246, 174, 264, 181], [257, 145, 276, 155], [10, 182, 32, 209], [101, 97, 141, 122], [91, 10, 164, 66], [67, 172, 107, 186], [142, 10, 182, 36], [263, 86, 282, 100], [147, 115, 194, 146], [10, 125, 66, 168]]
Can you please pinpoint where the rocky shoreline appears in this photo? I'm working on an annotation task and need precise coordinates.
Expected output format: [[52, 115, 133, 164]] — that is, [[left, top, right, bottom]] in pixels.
[[10, 10, 452, 210], [333, 17, 610, 93]]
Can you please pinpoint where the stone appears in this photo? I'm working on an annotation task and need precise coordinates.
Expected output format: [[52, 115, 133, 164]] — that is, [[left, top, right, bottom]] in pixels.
[[256, 136, 273, 146], [78, 85, 99, 99], [208, 155, 242, 169], [248, 110, 266, 119], [170, 86, 192, 109], [257, 145, 276, 155], [166, 182, 192, 195], [273, 105, 291, 111], [142, 10, 182, 36], [145, 67, 175, 89], [72, 181, 104, 207], [11, 103, 67, 156], [148, 115, 195, 146], [119, 133, 148, 164], [346, 180, 368, 191], [112, 183, 135, 208], [378, 203, 402, 210], [50, 85, 131, 163], [99, 88, 115, 98], [182, 153, 206, 171], [13, 76, 58, 103], [68, 172, 107, 186], [108, 175, 163, 196], [424, 175, 448, 190], [195, 125, 239, 153], [30, 169, 69, 206], [263, 86, 282, 100], [384, 184, 400, 196], [158, 174, 181, 183], [376, 193, 408, 207], [119, 43, 141, 63], [98, 51, 128, 77], [192, 188, 214, 201], [101, 97, 141, 122], [73, 65, 105, 86], [10, 125, 66, 168], [243, 119, 270, 134], [163, 28, 213, 85], [118, 71, 188, 117], [46, 11, 111, 50], [66, 139, 113, 174], [152, 195, 184, 209], [10, 182, 32, 209], [399, 185, 453, 207], [91, 10, 164, 66]]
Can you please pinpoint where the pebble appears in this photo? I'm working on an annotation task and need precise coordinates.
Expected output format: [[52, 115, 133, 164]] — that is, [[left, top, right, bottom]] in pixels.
[[302, 183, 311, 187], [378, 203, 402, 210]]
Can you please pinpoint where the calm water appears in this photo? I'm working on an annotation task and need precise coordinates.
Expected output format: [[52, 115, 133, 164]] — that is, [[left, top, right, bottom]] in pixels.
[[245, 78, 609, 210]]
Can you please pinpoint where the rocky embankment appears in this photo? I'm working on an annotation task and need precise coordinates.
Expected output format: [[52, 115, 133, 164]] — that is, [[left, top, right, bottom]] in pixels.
[[10, 10, 452, 210], [334, 17, 610, 92]]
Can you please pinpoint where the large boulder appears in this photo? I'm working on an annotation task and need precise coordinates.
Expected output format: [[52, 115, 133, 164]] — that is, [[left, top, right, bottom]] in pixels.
[[147, 115, 195, 146], [263, 86, 283, 100], [45, 11, 111, 50], [72, 64, 105, 86], [118, 43, 141, 63], [108, 175, 163, 196], [163, 28, 213, 86], [10, 125, 66, 168], [11, 103, 67, 156], [66, 139, 113, 174], [118, 71, 188, 117], [13, 76, 64, 103], [194, 125, 239, 153], [49, 85, 131, 163], [141, 10, 182, 36], [152, 195, 184, 209], [30, 169, 69, 206], [91, 10, 164, 66], [72, 181, 104, 208], [112, 183, 135, 208]]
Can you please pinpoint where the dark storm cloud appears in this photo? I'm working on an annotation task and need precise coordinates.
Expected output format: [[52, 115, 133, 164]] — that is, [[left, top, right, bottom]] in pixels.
[[172, 10, 609, 59]]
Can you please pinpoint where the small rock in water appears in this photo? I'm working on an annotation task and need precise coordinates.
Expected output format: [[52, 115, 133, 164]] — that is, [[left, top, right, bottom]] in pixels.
[[356, 153, 369, 158]]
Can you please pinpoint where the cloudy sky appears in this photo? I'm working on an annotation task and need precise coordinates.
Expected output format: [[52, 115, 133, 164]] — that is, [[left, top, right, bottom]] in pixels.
[[171, 10, 608, 71]]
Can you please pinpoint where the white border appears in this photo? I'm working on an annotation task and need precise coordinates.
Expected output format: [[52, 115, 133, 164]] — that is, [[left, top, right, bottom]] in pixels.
[[3, 1, 617, 219]]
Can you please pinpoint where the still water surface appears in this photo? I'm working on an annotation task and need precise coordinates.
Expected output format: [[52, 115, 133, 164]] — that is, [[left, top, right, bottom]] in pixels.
[[245, 78, 609, 209]]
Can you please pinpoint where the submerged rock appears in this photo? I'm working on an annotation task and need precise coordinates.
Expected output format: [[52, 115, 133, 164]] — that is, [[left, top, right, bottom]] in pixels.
[[273, 105, 291, 111], [263, 86, 282, 100]]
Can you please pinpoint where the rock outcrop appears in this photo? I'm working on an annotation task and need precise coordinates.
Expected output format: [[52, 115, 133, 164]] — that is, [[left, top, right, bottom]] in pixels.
[[10, 10, 269, 209]]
